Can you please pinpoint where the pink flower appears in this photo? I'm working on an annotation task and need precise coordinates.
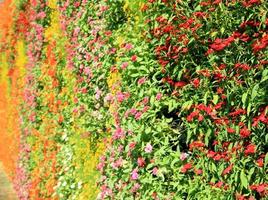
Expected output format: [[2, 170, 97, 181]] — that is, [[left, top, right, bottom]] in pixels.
[[84, 67, 92, 76], [97, 162, 105, 172], [131, 183, 140, 193], [195, 168, 203, 175], [118, 145, 124, 153], [137, 157, 146, 167], [121, 62, 129, 69], [156, 93, 162, 101], [111, 157, 123, 169], [180, 152, 188, 161], [135, 112, 142, 120], [130, 108, 137, 115], [95, 88, 102, 100], [131, 55, 137, 62], [73, 27, 80, 37], [112, 127, 125, 140], [104, 93, 113, 102], [129, 142, 136, 150], [74, 1, 80, 7], [36, 12, 46, 19], [131, 168, 139, 180], [125, 43, 133, 50], [152, 167, 158, 175], [138, 77, 146, 85], [29, 112, 36, 122], [222, 164, 233, 175], [142, 106, 150, 113], [116, 92, 125, 103], [142, 97, 149, 105], [145, 143, 153, 153]]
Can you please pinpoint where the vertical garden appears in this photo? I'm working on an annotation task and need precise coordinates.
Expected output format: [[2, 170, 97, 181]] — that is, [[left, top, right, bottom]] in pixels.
[[0, 0, 267, 199]]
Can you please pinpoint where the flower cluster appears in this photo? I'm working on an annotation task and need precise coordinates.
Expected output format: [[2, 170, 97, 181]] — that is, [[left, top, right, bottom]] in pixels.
[[0, 0, 267, 200]]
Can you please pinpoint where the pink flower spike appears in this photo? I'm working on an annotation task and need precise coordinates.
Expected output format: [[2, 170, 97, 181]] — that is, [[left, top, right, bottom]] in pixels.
[[131, 168, 139, 180], [121, 62, 129, 69], [152, 167, 158, 175], [180, 152, 188, 161], [156, 93, 162, 101], [125, 43, 133, 50], [138, 77, 146, 85], [145, 143, 153, 153]]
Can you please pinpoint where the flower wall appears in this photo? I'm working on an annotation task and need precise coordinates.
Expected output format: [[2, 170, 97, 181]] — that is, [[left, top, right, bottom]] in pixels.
[[0, 0, 267, 200]]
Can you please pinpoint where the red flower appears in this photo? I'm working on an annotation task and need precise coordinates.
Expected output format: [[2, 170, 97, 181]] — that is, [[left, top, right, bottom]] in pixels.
[[222, 164, 233, 175], [210, 36, 234, 51], [239, 33, 250, 42], [174, 81, 187, 88], [216, 87, 224, 94], [242, 0, 261, 7], [252, 34, 268, 53], [207, 150, 216, 158], [250, 183, 268, 194], [195, 168, 203, 175], [189, 141, 205, 150], [240, 127, 251, 138], [192, 78, 200, 88], [193, 12, 207, 18], [131, 55, 137, 62], [187, 110, 199, 122], [58, 115, 64, 123], [227, 127, 235, 133], [229, 108, 246, 117], [181, 163, 192, 173], [198, 114, 204, 122], [235, 63, 251, 71], [215, 102, 225, 110], [214, 181, 224, 188], [213, 154, 222, 161], [244, 144, 256, 155], [179, 18, 194, 29], [257, 158, 264, 167], [137, 157, 146, 168]]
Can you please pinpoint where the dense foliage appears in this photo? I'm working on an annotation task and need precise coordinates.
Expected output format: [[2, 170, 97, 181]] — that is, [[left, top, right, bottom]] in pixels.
[[0, 0, 267, 200]]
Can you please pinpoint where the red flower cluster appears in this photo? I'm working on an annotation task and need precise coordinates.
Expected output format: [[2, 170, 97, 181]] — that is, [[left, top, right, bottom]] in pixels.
[[252, 34, 268, 53], [242, 0, 261, 7], [249, 183, 268, 194], [162, 77, 188, 88], [222, 164, 233, 176], [240, 127, 251, 138], [244, 144, 256, 155], [181, 163, 192, 173], [189, 141, 205, 150], [207, 36, 235, 54]]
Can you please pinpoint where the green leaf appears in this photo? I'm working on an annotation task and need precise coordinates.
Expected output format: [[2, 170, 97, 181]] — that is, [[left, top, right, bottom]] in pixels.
[[261, 69, 268, 83], [205, 129, 212, 146], [194, 5, 201, 11], [251, 84, 259, 100], [181, 100, 193, 111], [241, 92, 247, 108], [240, 171, 248, 189], [203, 91, 209, 105], [248, 168, 255, 181], [264, 153, 268, 168], [211, 162, 217, 172], [212, 95, 219, 105], [247, 103, 251, 116], [171, 158, 180, 168]]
